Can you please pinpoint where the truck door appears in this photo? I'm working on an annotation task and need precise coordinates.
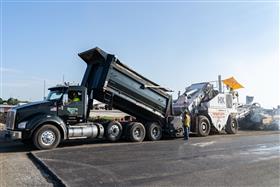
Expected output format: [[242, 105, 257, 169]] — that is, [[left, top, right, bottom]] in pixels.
[[58, 88, 85, 125]]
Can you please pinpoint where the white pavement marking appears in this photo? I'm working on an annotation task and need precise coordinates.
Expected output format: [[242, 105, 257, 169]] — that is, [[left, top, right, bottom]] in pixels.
[[191, 141, 216, 147]]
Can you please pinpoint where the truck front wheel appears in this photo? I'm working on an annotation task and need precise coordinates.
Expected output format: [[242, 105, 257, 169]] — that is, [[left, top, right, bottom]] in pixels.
[[197, 115, 211, 137], [33, 124, 61, 150]]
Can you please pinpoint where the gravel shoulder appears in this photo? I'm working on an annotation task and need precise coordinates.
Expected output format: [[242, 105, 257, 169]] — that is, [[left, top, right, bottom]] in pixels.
[[0, 123, 55, 187], [0, 149, 54, 187]]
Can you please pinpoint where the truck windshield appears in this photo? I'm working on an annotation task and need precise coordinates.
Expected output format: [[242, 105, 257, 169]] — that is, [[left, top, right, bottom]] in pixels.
[[47, 90, 64, 101]]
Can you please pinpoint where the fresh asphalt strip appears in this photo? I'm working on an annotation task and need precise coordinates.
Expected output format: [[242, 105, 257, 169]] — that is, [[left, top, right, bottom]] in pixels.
[[29, 132, 280, 187], [28, 152, 67, 187]]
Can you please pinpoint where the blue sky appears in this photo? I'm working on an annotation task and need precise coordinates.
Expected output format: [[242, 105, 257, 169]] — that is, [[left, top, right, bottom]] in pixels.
[[1, 1, 279, 108]]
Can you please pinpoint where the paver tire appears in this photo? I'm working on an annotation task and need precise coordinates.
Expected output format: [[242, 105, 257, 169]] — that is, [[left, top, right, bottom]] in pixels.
[[225, 116, 238, 134], [197, 115, 211, 137]]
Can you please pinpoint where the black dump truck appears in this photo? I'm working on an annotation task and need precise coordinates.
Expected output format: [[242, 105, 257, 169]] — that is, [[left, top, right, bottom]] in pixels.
[[5, 47, 184, 149]]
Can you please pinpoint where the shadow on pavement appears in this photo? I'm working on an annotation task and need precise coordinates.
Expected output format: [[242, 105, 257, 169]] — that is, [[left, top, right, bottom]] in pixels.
[[3, 130, 274, 153], [0, 141, 35, 153], [0, 136, 182, 153]]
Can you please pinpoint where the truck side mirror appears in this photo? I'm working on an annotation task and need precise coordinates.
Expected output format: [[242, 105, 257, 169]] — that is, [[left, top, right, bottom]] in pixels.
[[62, 94, 69, 105]]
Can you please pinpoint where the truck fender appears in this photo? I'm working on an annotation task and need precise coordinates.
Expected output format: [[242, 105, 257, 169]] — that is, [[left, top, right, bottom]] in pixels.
[[26, 114, 67, 140]]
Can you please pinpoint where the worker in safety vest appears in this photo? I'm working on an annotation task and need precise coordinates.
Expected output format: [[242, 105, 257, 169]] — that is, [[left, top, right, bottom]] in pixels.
[[70, 91, 81, 102], [72, 94, 80, 102], [182, 109, 191, 141]]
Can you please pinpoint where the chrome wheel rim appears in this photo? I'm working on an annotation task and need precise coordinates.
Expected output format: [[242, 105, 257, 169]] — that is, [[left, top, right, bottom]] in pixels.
[[41, 130, 55, 146], [108, 125, 120, 137]]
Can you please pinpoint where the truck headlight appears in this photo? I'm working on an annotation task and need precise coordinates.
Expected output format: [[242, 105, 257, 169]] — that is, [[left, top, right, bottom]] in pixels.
[[18, 121, 27, 129]]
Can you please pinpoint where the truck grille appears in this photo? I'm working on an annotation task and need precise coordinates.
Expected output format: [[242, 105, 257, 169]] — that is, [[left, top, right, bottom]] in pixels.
[[5, 109, 16, 130]]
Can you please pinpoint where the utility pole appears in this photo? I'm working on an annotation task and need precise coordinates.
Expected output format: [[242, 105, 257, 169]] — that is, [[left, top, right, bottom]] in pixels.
[[43, 80, 46, 100], [62, 74, 65, 84], [218, 75, 222, 93]]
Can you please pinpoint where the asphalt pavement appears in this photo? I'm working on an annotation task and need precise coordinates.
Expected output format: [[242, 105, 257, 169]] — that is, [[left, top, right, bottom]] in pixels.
[[32, 131, 280, 187]]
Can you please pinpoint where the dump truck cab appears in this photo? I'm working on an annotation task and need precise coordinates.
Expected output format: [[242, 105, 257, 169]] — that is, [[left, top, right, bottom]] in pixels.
[[5, 85, 89, 147], [47, 85, 87, 125]]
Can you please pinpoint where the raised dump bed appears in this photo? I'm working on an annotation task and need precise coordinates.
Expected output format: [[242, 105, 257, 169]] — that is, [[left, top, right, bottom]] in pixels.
[[79, 47, 173, 124]]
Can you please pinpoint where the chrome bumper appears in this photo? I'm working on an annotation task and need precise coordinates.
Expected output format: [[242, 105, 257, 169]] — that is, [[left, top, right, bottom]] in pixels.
[[4, 130, 22, 140]]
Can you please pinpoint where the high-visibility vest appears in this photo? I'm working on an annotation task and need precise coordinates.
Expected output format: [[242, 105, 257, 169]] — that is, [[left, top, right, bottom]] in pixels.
[[73, 97, 80, 102], [183, 113, 191, 128]]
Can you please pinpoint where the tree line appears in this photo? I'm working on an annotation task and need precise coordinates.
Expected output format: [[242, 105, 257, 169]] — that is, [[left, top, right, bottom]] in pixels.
[[0, 98, 29, 105]]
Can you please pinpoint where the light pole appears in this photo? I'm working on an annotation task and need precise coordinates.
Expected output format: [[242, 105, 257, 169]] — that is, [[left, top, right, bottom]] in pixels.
[[43, 80, 46, 100]]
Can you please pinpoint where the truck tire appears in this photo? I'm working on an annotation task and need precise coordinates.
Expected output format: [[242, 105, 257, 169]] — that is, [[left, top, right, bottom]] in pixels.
[[33, 124, 61, 150], [146, 122, 162, 141], [197, 115, 211, 137], [128, 122, 146, 142], [225, 116, 238, 134], [106, 121, 122, 142], [124, 122, 133, 141]]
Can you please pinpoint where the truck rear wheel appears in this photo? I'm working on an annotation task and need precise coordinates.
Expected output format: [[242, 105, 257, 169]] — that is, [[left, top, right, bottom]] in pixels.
[[197, 115, 210, 137], [33, 124, 61, 150], [146, 122, 162, 141], [225, 116, 238, 134], [106, 121, 122, 142], [128, 122, 146, 142]]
